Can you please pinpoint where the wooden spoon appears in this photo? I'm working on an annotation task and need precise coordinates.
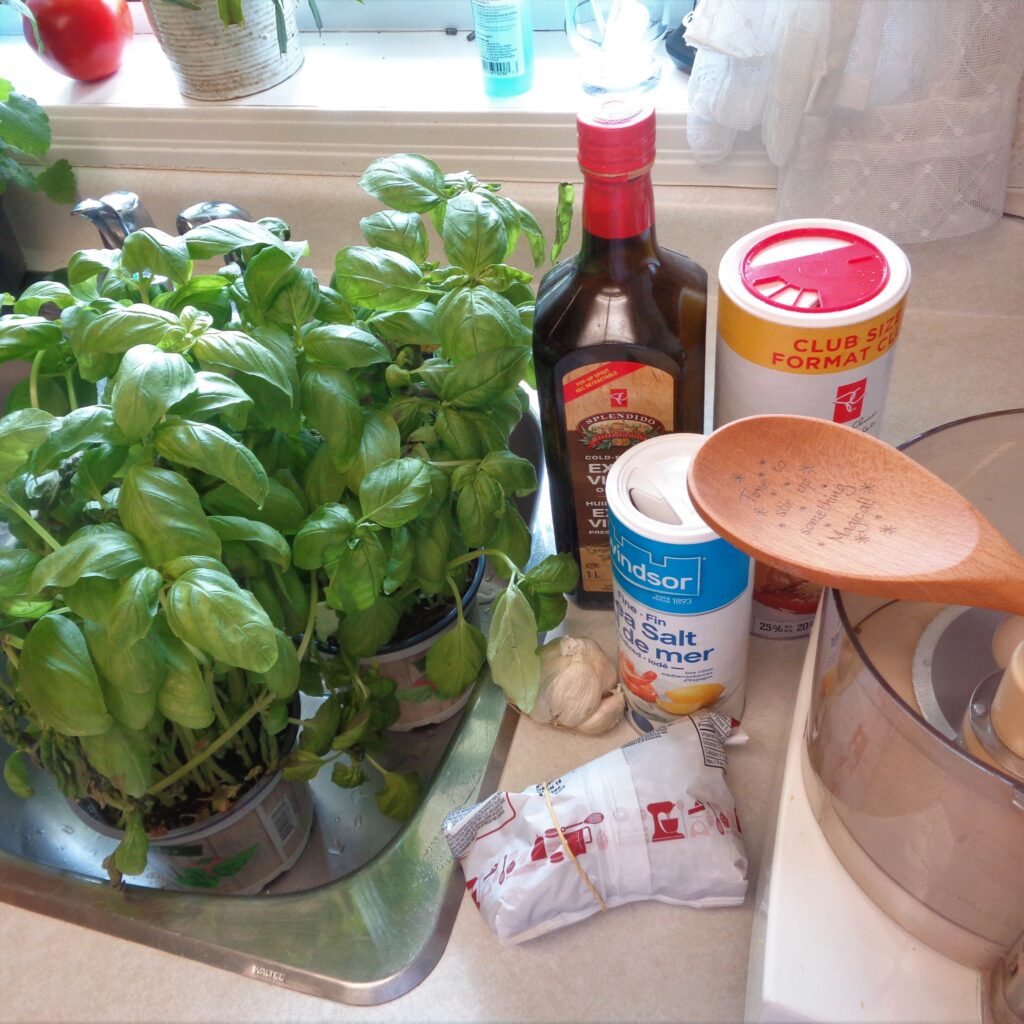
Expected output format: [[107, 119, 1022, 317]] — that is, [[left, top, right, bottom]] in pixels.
[[685, 415, 1024, 617]]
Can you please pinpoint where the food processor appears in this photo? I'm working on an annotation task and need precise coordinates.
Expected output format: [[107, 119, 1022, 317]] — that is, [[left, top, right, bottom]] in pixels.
[[747, 409, 1024, 1023]]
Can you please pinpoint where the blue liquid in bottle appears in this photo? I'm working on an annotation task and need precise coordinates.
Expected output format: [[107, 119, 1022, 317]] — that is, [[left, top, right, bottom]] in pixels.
[[470, 0, 534, 98]]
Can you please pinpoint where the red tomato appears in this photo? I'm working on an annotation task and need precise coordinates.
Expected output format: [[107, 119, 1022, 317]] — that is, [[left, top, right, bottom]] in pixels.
[[23, 0, 133, 82]]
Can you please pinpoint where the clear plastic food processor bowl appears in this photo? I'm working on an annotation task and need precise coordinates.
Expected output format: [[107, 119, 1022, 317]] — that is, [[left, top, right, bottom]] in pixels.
[[804, 410, 1024, 1015]]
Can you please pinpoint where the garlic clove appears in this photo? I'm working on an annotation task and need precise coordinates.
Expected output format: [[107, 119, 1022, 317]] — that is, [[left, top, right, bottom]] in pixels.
[[575, 688, 627, 735]]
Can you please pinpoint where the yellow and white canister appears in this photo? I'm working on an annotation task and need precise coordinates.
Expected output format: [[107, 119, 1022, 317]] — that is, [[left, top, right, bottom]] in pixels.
[[715, 219, 911, 639]]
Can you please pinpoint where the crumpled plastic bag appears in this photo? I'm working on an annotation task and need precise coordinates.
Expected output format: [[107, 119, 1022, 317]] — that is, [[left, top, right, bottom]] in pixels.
[[442, 711, 748, 945]]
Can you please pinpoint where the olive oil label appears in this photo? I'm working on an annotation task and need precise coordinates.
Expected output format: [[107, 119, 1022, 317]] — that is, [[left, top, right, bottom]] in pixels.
[[560, 361, 674, 593]]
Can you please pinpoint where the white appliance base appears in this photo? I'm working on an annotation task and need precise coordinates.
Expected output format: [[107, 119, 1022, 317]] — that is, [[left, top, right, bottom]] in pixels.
[[744, 615, 982, 1023]]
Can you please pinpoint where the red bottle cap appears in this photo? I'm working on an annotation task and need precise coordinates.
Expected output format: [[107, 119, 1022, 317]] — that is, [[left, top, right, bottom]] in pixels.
[[739, 226, 889, 313], [577, 99, 656, 179]]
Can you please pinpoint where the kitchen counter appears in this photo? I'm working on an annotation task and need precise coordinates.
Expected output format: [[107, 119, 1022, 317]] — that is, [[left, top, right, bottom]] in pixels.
[[1, 196, 1021, 1023]]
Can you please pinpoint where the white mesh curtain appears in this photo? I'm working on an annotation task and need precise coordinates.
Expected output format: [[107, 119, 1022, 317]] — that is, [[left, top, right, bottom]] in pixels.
[[683, 0, 1024, 242]]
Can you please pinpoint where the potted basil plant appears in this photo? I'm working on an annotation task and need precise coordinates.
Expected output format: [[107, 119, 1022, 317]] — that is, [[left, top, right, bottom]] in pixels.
[[0, 152, 576, 888], [143, 0, 331, 100]]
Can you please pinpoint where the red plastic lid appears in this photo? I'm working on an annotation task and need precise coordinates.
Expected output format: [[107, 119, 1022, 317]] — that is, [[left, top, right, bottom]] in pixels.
[[740, 227, 890, 313], [577, 99, 656, 178]]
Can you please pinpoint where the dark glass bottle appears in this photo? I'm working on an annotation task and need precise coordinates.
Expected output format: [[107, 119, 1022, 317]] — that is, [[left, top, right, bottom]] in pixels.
[[533, 101, 708, 608]]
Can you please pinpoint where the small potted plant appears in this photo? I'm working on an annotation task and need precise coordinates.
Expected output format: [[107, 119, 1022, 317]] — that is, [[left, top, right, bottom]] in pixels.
[[0, 153, 576, 889], [142, 0, 327, 100]]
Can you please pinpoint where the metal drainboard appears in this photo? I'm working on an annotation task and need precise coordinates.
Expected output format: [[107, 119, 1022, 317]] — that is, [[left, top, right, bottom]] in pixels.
[[0, 411, 550, 1005]]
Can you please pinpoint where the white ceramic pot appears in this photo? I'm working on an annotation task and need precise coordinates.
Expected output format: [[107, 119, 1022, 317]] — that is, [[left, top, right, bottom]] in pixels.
[[143, 0, 303, 101], [368, 560, 488, 732]]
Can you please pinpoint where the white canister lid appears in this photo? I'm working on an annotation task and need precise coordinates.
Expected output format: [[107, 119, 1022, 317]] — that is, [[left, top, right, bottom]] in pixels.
[[718, 218, 911, 328], [606, 433, 717, 546]]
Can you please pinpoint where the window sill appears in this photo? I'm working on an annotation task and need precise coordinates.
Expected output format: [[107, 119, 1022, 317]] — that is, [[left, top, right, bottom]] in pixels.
[[0, 30, 774, 186]]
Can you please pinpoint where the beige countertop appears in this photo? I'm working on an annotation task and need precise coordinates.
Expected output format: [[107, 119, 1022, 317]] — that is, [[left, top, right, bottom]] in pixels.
[[0, 195, 1021, 1024]]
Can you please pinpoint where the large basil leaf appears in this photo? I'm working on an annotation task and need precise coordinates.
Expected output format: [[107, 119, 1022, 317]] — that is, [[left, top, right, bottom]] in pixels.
[[70, 443, 128, 502], [301, 445, 348, 509], [442, 191, 508, 277], [426, 618, 486, 698], [3, 751, 33, 799], [368, 305, 436, 348], [486, 580, 541, 713], [480, 450, 537, 496], [254, 630, 299, 699], [434, 285, 529, 363], [334, 247, 430, 311], [384, 524, 414, 593], [456, 470, 504, 548], [337, 595, 401, 658], [166, 371, 253, 431], [182, 218, 287, 260], [293, 503, 356, 570], [202, 477, 306, 535], [0, 549, 41, 599], [151, 619, 215, 729], [28, 525, 145, 596], [207, 516, 290, 569], [523, 553, 580, 595], [109, 344, 197, 440], [409, 513, 451, 595], [156, 274, 232, 324], [435, 407, 507, 459], [301, 364, 363, 471], [551, 182, 575, 262], [62, 576, 119, 624], [301, 323, 391, 370], [154, 420, 268, 508], [360, 209, 429, 263], [297, 693, 342, 755], [0, 85, 50, 156], [358, 154, 447, 213], [241, 242, 304, 314], [33, 406, 124, 472], [505, 197, 546, 266], [66, 248, 119, 288], [80, 724, 153, 798], [84, 621, 165, 700], [17, 614, 112, 737], [106, 567, 163, 648], [325, 533, 387, 613], [359, 458, 433, 528], [375, 770, 422, 822], [77, 305, 181, 356], [0, 408, 55, 480], [121, 228, 192, 288], [478, 191, 522, 262], [192, 329, 293, 399], [0, 316, 61, 363], [265, 267, 321, 330], [440, 346, 531, 408], [119, 465, 221, 564], [344, 410, 401, 492], [165, 568, 278, 672], [491, 503, 533, 575]]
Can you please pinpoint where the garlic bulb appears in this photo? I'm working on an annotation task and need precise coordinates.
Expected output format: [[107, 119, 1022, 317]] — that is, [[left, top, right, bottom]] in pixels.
[[530, 636, 618, 730]]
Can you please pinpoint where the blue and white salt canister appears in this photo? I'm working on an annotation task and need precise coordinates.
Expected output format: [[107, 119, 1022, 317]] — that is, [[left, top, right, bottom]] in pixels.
[[606, 433, 753, 730]]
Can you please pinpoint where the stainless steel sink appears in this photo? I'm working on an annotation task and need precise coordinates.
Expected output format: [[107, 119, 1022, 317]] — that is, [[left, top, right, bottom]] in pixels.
[[0, 410, 549, 1005]]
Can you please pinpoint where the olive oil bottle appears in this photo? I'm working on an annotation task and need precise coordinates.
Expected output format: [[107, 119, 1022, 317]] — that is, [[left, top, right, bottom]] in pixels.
[[533, 100, 707, 607]]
